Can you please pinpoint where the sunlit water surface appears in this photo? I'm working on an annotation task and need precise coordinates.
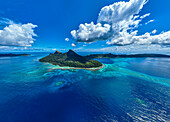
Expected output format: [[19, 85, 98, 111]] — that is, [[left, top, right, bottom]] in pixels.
[[0, 52, 169, 122]]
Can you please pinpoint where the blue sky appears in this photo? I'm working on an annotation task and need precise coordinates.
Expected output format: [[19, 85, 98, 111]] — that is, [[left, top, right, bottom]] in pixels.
[[0, 0, 170, 53]]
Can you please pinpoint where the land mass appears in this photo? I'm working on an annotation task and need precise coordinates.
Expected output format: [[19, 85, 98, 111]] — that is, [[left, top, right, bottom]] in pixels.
[[39, 50, 102, 68], [84, 53, 170, 59], [39, 50, 170, 68], [0, 53, 31, 57]]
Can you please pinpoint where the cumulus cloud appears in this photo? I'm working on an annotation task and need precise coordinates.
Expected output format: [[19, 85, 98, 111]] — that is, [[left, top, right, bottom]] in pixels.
[[52, 48, 57, 51], [0, 46, 69, 52], [107, 31, 170, 45], [65, 38, 69, 41], [71, 22, 111, 42], [145, 19, 154, 25], [71, 43, 76, 47], [97, 0, 146, 24], [0, 46, 45, 52], [152, 29, 157, 34], [0, 19, 37, 47], [84, 45, 170, 54], [140, 13, 150, 19], [71, 0, 147, 43], [71, 0, 170, 46]]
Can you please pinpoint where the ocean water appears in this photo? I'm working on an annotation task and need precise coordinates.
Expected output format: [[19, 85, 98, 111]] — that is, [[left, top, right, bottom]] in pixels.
[[0, 52, 169, 122]]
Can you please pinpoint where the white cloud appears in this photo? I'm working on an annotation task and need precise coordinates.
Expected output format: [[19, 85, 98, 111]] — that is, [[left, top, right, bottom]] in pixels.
[[145, 19, 154, 25], [71, 43, 76, 47], [97, 0, 146, 24], [71, 0, 147, 43], [84, 45, 170, 54], [0, 46, 65, 52], [65, 38, 69, 41], [107, 30, 170, 45], [0, 46, 41, 51], [152, 29, 157, 34], [71, 22, 111, 42], [140, 13, 150, 19], [0, 20, 37, 47], [71, 0, 170, 46], [0, 18, 15, 25], [52, 48, 57, 51]]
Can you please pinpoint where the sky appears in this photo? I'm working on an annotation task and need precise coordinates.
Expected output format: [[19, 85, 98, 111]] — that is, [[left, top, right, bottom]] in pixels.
[[0, 0, 170, 53]]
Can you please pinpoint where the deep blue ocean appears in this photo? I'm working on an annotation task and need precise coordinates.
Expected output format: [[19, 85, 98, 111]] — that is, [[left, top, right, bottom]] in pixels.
[[0, 52, 169, 122]]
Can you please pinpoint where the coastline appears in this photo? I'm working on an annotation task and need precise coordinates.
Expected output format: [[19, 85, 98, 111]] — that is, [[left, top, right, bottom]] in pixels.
[[50, 64, 105, 71]]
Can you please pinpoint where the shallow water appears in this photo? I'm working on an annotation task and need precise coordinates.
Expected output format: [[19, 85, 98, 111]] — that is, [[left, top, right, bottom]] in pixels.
[[0, 52, 169, 122]]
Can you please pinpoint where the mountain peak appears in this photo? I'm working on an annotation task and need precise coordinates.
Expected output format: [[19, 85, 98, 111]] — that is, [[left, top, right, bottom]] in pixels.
[[67, 49, 77, 55], [68, 49, 75, 52], [54, 50, 62, 54]]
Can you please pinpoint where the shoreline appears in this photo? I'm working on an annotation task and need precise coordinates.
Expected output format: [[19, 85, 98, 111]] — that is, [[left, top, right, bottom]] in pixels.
[[50, 64, 105, 71]]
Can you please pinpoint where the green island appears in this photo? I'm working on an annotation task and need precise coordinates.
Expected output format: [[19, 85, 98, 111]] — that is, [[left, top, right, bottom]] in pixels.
[[40, 49, 170, 69], [39, 49, 102, 68], [84, 53, 170, 59], [0, 53, 30, 57]]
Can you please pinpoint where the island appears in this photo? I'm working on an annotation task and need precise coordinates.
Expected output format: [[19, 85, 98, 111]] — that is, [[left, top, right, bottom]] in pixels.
[[39, 49, 170, 69], [0, 53, 31, 57], [85, 53, 170, 60], [39, 49, 103, 68]]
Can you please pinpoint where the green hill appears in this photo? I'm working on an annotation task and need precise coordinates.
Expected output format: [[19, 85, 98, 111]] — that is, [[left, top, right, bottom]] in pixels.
[[0, 53, 30, 57], [39, 49, 102, 68], [84, 53, 170, 59]]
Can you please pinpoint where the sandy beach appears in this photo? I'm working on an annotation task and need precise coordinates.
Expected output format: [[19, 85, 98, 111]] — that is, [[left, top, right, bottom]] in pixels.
[[50, 64, 105, 71]]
